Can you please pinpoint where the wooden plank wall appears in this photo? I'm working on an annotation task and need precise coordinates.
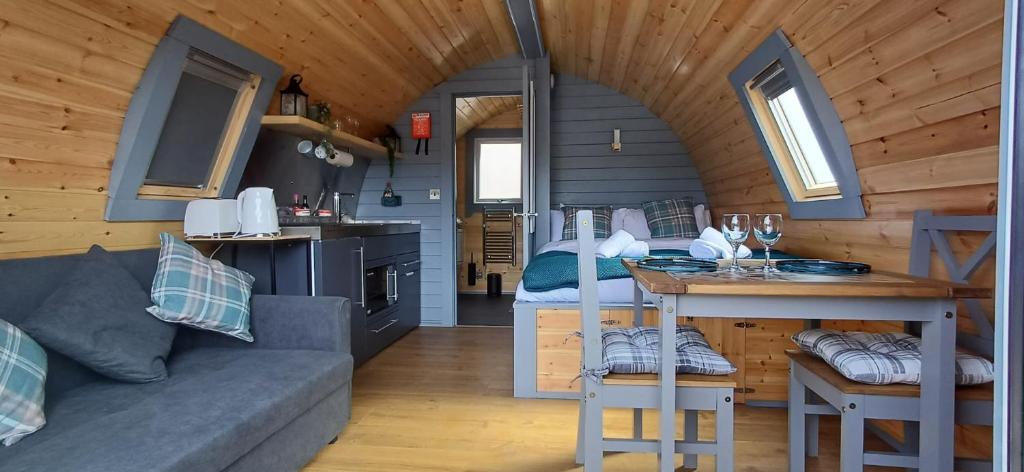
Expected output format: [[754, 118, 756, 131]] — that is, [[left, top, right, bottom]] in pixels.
[[533, 0, 1000, 284], [550, 74, 707, 207], [0, 0, 517, 260], [667, 0, 1001, 457]]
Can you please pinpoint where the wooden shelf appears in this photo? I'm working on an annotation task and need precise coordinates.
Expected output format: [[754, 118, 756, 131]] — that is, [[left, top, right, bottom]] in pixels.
[[260, 115, 402, 160]]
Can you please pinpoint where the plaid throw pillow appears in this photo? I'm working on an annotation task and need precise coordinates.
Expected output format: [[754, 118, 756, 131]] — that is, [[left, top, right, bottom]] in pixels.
[[562, 206, 612, 240], [148, 233, 256, 342], [641, 199, 700, 238], [0, 320, 47, 446], [599, 326, 736, 376], [792, 329, 994, 386]]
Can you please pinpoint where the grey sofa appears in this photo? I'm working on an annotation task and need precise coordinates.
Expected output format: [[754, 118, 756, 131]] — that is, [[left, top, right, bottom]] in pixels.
[[0, 248, 353, 472]]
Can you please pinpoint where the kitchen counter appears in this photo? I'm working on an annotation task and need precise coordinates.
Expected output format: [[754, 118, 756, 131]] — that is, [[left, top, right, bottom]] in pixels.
[[281, 221, 420, 240]]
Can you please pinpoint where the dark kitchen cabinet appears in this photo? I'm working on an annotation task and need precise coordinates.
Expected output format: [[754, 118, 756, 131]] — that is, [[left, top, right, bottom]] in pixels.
[[233, 227, 421, 366], [320, 237, 368, 362], [396, 252, 421, 332]]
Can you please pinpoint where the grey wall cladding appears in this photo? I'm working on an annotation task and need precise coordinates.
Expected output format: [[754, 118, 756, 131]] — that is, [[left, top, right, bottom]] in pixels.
[[550, 74, 706, 207], [357, 59, 705, 326], [358, 56, 526, 327]]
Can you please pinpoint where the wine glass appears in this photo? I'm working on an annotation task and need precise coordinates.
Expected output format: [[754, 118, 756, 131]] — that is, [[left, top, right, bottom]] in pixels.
[[754, 214, 783, 274], [721, 214, 750, 273]]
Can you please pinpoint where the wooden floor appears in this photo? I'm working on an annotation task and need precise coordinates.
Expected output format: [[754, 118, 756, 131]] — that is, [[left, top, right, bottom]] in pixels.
[[303, 327, 892, 471]]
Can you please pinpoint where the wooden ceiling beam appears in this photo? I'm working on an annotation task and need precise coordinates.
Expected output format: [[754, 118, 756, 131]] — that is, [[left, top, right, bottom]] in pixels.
[[506, 0, 546, 59]]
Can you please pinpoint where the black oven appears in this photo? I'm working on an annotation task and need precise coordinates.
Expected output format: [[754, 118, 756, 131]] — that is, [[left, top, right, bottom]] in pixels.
[[364, 261, 397, 317]]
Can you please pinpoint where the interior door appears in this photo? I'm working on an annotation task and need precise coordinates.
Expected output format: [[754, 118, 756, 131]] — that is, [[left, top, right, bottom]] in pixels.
[[519, 64, 537, 266]]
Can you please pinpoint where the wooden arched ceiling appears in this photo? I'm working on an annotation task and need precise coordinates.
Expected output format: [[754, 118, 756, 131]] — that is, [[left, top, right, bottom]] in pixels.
[[534, 0, 1001, 155], [455, 95, 523, 138], [535, 0, 786, 137], [32, 0, 520, 137]]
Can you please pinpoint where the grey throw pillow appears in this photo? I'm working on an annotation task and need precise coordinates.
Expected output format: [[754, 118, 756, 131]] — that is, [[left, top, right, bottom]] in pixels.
[[21, 245, 176, 383]]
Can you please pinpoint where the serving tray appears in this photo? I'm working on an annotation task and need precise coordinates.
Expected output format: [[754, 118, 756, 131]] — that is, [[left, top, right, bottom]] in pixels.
[[775, 259, 872, 275], [637, 257, 719, 273]]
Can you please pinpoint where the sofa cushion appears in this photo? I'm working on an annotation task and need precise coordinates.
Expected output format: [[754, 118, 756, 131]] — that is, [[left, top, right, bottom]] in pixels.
[[148, 233, 256, 342], [0, 320, 47, 446], [20, 245, 177, 383], [0, 348, 353, 472]]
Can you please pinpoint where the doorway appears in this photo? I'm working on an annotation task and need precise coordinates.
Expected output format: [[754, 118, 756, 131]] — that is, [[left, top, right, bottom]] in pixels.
[[453, 94, 524, 326]]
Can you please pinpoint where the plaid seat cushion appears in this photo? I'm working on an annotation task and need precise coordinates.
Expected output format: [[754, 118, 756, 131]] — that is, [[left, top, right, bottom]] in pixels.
[[792, 329, 994, 386], [0, 319, 47, 446], [562, 206, 612, 240], [641, 199, 700, 238], [148, 233, 256, 342], [600, 326, 736, 376]]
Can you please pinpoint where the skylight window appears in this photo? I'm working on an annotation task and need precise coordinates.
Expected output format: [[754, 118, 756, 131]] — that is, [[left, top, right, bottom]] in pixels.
[[767, 88, 837, 190], [729, 30, 864, 219], [748, 61, 839, 200], [474, 138, 522, 203]]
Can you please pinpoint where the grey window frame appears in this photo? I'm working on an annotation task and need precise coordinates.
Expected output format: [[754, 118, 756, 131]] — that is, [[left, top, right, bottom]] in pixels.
[[729, 29, 865, 220], [473, 135, 524, 204], [105, 16, 282, 221]]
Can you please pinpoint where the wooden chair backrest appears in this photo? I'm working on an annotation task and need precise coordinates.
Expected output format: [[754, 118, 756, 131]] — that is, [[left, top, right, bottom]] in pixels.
[[575, 210, 604, 376], [909, 209, 997, 357]]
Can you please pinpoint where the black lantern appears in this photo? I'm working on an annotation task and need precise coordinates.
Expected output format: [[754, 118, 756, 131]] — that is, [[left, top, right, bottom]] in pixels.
[[279, 74, 308, 117]]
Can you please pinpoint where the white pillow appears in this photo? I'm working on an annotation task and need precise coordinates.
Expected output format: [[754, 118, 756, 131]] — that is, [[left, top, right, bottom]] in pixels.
[[612, 208, 652, 240], [550, 209, 564, 242], [694, 204, 709, 232], [596, 230, 636, 258]]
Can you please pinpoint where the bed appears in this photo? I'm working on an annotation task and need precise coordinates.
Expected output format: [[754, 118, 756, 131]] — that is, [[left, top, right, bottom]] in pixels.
[[514, 237, 696, 304], [513, 203, 708, 398]]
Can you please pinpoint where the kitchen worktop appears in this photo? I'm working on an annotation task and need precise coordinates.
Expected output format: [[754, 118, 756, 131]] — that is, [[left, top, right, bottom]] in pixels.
[[280, 220, 420, 240]]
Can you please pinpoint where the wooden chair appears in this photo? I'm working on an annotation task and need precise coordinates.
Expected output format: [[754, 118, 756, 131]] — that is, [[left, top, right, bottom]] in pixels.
[[788, 210, 996, 471], [571, 210, 736, 471]]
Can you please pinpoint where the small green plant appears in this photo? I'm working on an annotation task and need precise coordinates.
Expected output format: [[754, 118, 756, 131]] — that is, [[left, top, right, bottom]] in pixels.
[[311, 101, 332, 125]]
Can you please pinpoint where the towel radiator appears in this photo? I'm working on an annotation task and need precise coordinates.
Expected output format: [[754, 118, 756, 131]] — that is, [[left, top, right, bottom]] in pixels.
[[483, 209, 515, 266]]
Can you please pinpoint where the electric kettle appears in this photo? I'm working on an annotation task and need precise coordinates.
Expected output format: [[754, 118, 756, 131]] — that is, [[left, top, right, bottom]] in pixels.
[[236, 187, 280, 236]]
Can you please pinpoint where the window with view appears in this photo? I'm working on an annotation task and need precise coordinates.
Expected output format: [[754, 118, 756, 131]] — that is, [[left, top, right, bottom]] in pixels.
[[474, 138, 522, 203], [748, 62, 839, 201], [730, 30, 864, 219]]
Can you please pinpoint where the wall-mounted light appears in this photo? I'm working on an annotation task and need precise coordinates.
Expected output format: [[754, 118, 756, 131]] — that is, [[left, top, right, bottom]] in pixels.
[[611, 128, 622, 152]]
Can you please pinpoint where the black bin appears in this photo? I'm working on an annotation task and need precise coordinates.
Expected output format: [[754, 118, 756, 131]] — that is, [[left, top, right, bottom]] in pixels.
[[486, 273, 502, 297]]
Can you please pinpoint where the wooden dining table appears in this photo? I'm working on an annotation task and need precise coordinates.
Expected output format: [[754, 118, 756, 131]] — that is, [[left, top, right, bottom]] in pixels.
[[622, 261, 991, 472]]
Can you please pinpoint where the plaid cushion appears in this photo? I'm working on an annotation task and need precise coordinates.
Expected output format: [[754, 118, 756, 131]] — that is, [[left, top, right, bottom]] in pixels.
[[641, 199, 700, 238], [0, 319, 47, 446], [792, 329, 994, 386], [148, 233, 256, 342], [600, 326, 736, 376], [562, 206, 612, 240]]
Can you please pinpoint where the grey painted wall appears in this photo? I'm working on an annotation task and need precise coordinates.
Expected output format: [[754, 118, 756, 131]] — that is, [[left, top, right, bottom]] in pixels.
[[239, 129, 368, 215], [357, 58, 705, 327], [358, 55, 528, 327], [550, 74, 706, 207]]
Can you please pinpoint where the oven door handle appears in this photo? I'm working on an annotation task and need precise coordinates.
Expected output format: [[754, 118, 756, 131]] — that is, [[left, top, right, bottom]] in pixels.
[[386, 267, 399, 303]]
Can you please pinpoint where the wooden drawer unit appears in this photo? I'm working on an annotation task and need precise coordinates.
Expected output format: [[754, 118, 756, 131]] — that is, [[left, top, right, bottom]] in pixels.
[[529, 308, 796, 403], [535, 308, 661, 394]]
